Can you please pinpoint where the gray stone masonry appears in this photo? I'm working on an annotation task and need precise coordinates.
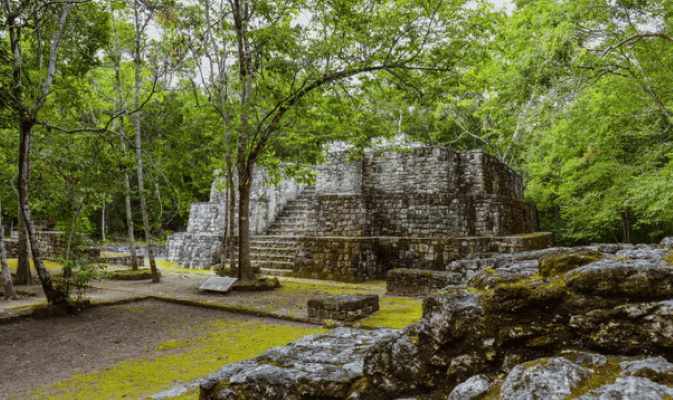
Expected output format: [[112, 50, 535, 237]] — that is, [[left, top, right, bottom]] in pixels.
[[167, 136, 552, 278], [387, 269, 463, 297], [2, 231, 102, 260], [307, 294, 379, 324], [167, 167, 305, 269]]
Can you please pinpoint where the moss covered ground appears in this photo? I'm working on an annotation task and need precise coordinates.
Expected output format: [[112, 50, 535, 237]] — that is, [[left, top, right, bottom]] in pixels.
[[24, 317, 326, 400], [6, 259, 64, 272], [3, 260, 424, 399]]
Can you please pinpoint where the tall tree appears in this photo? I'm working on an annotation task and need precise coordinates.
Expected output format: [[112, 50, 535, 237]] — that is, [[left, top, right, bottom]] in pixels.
[[1, 192, 18, 300], [2, 0, 110, 303], [108, 6, 141, 270], [221, 0, 491, 280], [132, 0, 160, 282]]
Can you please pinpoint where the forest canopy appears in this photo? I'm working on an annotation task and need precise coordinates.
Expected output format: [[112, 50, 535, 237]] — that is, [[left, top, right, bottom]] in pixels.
[[1, 0, 671, 246]]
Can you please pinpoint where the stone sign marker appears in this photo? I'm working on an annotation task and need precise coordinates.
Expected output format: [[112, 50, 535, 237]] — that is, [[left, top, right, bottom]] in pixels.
[[199, 277, 238, 293]]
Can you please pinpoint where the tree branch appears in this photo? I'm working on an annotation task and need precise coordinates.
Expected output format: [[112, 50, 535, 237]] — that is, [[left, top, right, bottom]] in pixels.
[[600, 32, 673, 60]]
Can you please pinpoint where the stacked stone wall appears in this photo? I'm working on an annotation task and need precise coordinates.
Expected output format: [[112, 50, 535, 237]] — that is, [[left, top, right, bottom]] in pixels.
[[473, 195, 538, 236], [2, 231, 79, 260], [294, 233, 554, 282], [168, 137, 548, 272], [186, 203, 224, 234], [312, 193, 538, 238], [362, 146, 457, 194], [316, 150, 362, 194], [364, 194, 471, 237], [167, 166, 304, 269], [166, 232, 224, 269], [3, 239, 19, 258], [314, 195, 367, 237], [456, 151, 523, 198]]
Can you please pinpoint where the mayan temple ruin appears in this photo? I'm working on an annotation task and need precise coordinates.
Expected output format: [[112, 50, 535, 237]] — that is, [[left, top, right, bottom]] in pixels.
[[167, 138, 553, 282]]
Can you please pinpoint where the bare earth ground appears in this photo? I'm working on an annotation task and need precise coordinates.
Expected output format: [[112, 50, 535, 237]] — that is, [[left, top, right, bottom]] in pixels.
[[0, 265, 422, 400]]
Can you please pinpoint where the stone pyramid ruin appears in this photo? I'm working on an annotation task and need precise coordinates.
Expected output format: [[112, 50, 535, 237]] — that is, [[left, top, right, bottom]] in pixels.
[[167, 138, 553, 283]]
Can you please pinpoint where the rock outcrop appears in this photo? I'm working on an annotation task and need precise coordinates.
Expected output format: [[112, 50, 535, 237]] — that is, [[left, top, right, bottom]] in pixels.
[[198, 238, 673, 400]]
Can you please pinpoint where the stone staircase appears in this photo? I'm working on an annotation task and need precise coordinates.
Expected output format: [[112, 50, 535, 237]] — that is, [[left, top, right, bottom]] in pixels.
[[250, 186, 317, 277]]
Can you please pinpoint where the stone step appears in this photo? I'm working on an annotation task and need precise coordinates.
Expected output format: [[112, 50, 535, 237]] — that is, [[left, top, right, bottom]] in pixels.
[[271, 215, 316, 222], [250, 254, 296, 262], [250, 246, 297, 254], [267, 221, 313, 229], [251, 260, 295, 269], [250, 240, 306, 247], [265, 228, 311, 236], [260, 268, 295, 277]]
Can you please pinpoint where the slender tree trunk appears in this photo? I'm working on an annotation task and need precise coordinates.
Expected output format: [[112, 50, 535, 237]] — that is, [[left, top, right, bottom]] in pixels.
[[1, 196, 19, 300], [220, 170, 229, 277], [237, 163, 253, 280], [112, 11, 140, 271], [232, 0, 255, 281], [18, 118, 66, 304], [122, 143, 139, 270], [101, 196, 106, 243], [227, 158, 236, 277], [621, 211, 631, 244], [16, 210, 31, 285], [65, 203, 82, 260], [134, 0, 159, 282]]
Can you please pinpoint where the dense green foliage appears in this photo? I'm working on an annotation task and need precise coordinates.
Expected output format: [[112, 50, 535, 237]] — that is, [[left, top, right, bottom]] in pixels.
[[1, 0, 671, 245]]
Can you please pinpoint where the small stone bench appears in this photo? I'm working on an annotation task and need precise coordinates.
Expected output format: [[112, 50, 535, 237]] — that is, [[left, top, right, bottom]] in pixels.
[[386, 268, 463, 297], [307, 294, 379, 324]]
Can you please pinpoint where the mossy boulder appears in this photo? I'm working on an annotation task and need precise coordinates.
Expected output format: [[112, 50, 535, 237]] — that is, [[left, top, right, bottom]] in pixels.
[[232, 277, 281, 291], [108, 269, 161, 280], [564, 259, 673, 298], [539, 248, 603, 278], [499, 357, 591, 400], [198, 328, 400, 400]]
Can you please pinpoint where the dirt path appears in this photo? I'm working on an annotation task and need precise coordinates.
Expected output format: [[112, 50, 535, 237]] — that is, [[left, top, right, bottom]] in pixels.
[[0, 268, 421, 399], [0, 300, 320, 399]]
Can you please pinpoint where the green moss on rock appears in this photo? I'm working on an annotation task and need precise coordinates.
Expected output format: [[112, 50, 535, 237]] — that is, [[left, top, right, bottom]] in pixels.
[[539, 249, 603, 278]]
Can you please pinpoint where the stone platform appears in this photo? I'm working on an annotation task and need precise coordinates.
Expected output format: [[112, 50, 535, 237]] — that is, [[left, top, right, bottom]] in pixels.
[[307, 294, 380, 324], [167, 137, 553, 283]]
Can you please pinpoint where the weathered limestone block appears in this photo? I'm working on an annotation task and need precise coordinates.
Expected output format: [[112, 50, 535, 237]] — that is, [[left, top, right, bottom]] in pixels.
[[307, 294, 379, 324], [386, 269, 463, 297], [446, 375, 492, 400], [564, 259, 673, 298], [199, 328, 399, 400], [499, 357, 591, 400]]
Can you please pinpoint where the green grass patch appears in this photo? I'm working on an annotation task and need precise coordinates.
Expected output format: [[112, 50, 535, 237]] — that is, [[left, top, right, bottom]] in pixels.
[[7, 259, 64, 272], [278, 278, 386, 296], [29, 319, 326, 400], [155, 259, 212, 275], [360, 297, 423, 329]]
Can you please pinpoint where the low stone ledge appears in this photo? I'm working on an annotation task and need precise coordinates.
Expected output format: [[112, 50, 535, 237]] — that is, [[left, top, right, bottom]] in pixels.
[[307, 294, 379, 324], [386, 268, 464, 297], [108, 269, 161, 281]]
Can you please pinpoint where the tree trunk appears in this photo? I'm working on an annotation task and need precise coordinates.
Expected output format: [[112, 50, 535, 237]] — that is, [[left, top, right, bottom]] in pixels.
[[1, 196, 19, 300], [219, 169, 229, 277], [101, 196, 106, 243], [15, 211, 31, 285], [134, 0, 159, 282], [219, 155, 236, 277], [227, 159, 236, 278], [237, 163, 253, 281], [122, 152, 139, 270], [18, 117, 66, 305], [621, 211, 631, 244], [112, 12, 140, 271]]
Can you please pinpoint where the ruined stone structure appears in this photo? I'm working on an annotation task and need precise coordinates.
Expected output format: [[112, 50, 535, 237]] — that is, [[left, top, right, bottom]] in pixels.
[[166, 168, 306, 269], [167, 138, 553, 280], [4, 231, 73, 260]]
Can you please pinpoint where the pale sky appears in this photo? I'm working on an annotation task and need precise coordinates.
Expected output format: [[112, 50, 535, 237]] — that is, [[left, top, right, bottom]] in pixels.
[[490, 0, 513, 12]]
